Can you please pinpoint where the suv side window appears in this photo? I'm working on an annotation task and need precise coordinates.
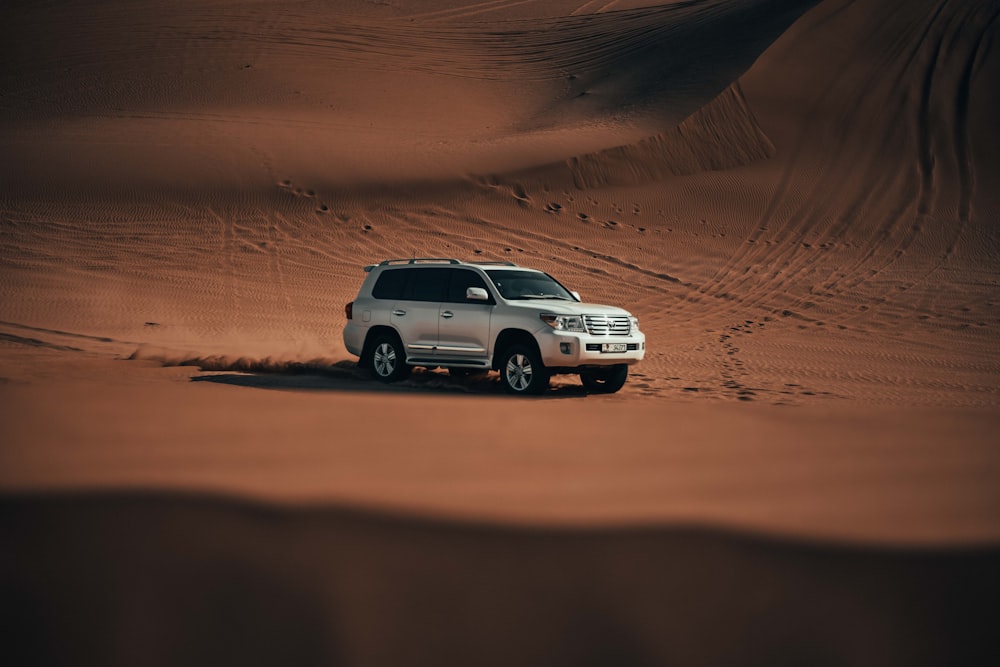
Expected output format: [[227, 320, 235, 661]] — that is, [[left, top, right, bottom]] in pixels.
[[372, 269, 407, 300], [402, 268, 449, 302], [447, 269, 494, 304]]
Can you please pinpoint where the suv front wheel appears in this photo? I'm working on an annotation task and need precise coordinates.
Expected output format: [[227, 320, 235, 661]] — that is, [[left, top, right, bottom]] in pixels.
[[499, 345, 549, 395], [368, 333, 411, 383]]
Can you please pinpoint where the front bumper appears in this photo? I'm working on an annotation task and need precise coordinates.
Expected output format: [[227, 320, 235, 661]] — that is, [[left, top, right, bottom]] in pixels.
[[535, 328, 646, 368]]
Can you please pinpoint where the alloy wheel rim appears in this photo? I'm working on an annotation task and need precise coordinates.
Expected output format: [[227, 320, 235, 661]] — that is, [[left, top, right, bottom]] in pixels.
[[505, 354, 532, 391], [374, 343, 396, 376]]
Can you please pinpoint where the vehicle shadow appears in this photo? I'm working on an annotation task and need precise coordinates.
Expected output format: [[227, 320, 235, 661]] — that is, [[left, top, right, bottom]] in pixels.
[[190, 365, 591, 399]]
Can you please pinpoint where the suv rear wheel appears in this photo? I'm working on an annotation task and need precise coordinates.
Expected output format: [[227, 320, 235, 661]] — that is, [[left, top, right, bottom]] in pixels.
[[368, 333, 410, 383], [580, 364, 628, 394], [499, 345, 549, 395]]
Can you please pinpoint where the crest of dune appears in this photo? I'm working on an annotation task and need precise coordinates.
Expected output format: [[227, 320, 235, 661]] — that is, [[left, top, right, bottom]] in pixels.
[[493, 81, 777, 189]]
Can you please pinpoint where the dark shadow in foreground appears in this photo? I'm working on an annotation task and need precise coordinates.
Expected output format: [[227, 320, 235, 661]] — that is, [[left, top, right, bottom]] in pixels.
[[2, 492, 997, 667]]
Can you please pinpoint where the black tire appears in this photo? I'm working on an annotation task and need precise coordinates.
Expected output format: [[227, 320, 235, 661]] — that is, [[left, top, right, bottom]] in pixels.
[[367, 333, 410, 383], [498, 344, 549, 395], [580, 364, 628, 394]]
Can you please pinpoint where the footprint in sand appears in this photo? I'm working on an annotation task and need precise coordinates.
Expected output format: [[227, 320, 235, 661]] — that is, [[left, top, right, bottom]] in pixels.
[[278, 179, 321, 202], [512, 184, 530, 204]]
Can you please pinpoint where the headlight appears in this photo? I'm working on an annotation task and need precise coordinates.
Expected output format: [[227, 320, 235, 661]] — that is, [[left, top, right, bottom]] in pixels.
[[540, 313, 586, 332], [629, 315, 640, 330]]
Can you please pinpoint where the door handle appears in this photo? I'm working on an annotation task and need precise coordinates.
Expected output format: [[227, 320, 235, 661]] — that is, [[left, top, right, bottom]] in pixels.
[[441, 311, 454, 319], [392, 309, 406, 316]]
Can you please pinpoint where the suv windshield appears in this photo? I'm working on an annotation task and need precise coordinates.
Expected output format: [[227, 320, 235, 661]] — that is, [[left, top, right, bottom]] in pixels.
[[485, 269, 575, 301]]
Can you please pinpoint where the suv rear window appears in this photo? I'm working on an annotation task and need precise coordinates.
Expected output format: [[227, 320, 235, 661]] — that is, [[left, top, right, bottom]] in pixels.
[[405, 268, 450, 301], [372, 269, 407, 300]]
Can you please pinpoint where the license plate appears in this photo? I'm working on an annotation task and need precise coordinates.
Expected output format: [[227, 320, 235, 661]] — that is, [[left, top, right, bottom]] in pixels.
[[601, 343, 627, 353]]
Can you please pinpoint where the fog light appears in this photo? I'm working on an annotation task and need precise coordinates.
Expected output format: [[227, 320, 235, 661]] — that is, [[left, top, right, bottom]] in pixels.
[[560, 342, 572, 355]]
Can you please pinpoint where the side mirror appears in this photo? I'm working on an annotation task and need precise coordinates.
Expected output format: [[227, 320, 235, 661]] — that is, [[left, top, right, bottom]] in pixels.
[[571, 291, 581, 302], [466, 287, 489, 302]]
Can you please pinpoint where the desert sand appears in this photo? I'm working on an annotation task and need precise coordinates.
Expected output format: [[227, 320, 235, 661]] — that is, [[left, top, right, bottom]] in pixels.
[[2, 0, 999, 664]]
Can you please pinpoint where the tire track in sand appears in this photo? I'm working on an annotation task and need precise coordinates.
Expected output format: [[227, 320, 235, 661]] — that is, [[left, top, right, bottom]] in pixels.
[[669, 0, 996, 328]]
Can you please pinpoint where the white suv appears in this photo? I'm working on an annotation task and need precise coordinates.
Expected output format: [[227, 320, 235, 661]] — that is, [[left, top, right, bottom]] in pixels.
[[343, 258, 645, 395]]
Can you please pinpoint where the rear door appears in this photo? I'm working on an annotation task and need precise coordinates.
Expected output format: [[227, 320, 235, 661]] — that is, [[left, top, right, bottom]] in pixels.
[[389, 268, 448, 362], [435, 268, 494, 365]]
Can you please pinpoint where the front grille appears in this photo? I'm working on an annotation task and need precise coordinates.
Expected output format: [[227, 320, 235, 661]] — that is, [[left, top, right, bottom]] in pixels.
[[584, 314, 631, 336]]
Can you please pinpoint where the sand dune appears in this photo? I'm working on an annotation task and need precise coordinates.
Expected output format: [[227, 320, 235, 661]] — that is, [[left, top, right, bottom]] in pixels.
[[1, 0, 996, 482], [2, 0, 819, 189], [2, 0, 999, 662]]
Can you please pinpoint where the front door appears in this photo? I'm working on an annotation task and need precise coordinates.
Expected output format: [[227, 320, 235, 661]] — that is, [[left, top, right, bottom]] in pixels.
[[436, 269, 493, 365]]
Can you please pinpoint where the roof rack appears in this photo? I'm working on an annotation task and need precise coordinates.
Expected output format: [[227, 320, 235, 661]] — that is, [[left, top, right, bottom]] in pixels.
[[380, 258, 461, 266], [365, 258, 459, 272], [364, 258, 519, 272]]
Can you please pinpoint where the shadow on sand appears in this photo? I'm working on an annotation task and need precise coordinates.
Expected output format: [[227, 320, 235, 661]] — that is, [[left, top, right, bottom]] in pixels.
[[190, 366, 591, 398], [2, 492, 998, 666]]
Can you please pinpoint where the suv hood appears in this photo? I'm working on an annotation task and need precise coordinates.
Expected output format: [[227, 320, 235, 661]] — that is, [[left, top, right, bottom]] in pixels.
[[504, 299, 634, 317]]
